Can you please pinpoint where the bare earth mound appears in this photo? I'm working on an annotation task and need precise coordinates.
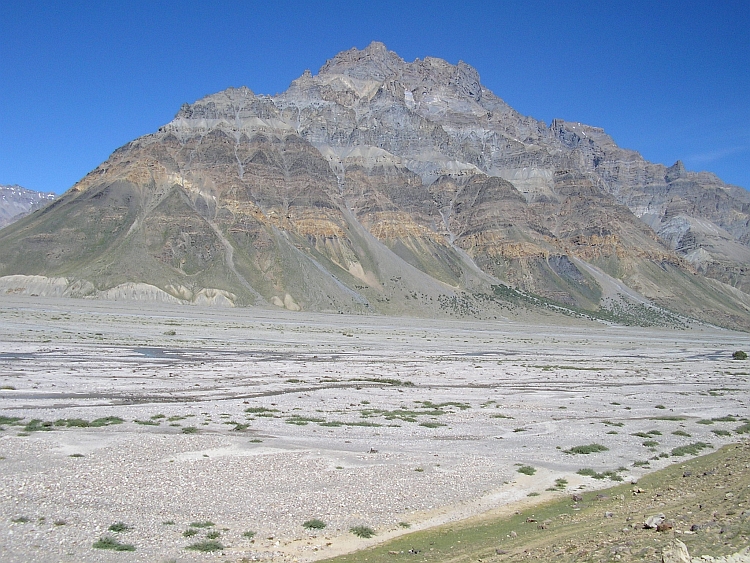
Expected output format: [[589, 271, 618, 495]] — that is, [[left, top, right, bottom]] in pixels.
[[0, 296, 748, 562]]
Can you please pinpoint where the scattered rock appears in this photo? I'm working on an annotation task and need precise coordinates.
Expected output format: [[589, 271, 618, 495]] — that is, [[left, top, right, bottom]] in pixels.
[[604, 511, 614, 518], [661, 539, 691, 563], [691, 521, 717, 532], [657, 520, 674, 532], [645, 513, 666, 529], [571, 493, 583, 502]]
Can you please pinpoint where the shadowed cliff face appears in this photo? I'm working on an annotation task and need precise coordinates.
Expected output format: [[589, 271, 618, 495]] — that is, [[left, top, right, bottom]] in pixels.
[[1, 42, 749, 329]]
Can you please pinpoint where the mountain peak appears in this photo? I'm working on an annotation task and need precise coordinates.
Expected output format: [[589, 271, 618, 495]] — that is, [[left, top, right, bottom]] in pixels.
[[665, 160, 687, 182], [318, 42, 405, 81], [1, 45, 749, 331]]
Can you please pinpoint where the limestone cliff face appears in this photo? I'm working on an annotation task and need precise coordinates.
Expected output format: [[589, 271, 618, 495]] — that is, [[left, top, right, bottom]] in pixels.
[[0, 43, 748, 329]]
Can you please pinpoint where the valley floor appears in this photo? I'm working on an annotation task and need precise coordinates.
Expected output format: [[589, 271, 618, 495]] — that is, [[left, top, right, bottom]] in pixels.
[[0, 296, 748, 562]]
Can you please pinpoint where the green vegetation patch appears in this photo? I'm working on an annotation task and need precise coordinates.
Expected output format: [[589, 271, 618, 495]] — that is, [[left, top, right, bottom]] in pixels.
[[359, 401, 468, 424], [286, 415, 326, 425], [564, 443, 609, 455], [93, 536, 135, 551], [0, 415, 23, 426], [546, 478, 568, 491], [350, 525, 376, 538], [185, 540, 224, 552], [632, 430, 661, 438], [711, 415, 737, 422], [419, 421, 446, 428], [90, 416, 124, 427], [23, 419, 55, 432], [576, 468, 624, 481], [55, 418, 91, 427], [671, 442, 712, 456], [517, 465, 536, 475], [303, 519, 326, 530], [134, 419, 159, 426]]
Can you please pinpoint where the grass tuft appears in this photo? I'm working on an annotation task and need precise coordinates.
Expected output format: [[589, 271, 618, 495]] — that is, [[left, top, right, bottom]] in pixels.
[[350, 525, 376, 538]]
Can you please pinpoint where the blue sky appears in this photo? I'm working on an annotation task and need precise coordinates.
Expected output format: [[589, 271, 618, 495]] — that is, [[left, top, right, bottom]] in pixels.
[[1, 0, 748, 194]]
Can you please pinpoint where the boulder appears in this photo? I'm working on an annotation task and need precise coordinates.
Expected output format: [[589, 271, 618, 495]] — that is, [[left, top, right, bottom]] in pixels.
[[661, 539, 690, 563]]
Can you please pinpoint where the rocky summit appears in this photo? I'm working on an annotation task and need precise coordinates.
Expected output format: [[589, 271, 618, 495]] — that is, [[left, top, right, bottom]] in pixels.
[[1, 42, 749, 328]]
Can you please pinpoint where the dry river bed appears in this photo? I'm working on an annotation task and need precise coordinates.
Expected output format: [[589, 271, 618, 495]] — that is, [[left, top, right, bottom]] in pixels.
[[0, 296, 748, 562]]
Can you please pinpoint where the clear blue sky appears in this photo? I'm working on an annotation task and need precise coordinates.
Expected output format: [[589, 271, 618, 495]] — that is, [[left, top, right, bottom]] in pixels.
[[1, 0, 748, 194]]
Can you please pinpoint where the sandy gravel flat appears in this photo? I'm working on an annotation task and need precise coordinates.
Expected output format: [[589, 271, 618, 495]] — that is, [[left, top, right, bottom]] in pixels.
[[0, 296, 748, 562]]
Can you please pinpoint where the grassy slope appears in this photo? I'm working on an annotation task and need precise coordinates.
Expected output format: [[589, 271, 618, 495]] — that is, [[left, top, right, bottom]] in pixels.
[[320, 443, 750, 563]]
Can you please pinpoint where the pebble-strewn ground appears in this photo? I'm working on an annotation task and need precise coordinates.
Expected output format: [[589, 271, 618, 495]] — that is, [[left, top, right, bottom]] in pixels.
[[0, 296, 748, 562]]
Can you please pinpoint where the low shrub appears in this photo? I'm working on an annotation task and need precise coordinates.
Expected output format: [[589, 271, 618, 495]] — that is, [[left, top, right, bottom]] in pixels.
[[564, 443, 609, 455], [350, 525, 376, 538], [303, 518, 326, 530]]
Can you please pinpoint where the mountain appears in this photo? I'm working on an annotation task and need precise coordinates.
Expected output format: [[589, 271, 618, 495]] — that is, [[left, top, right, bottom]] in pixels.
[[0, 184, 56, 229], [1, 42, 749, 329]]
